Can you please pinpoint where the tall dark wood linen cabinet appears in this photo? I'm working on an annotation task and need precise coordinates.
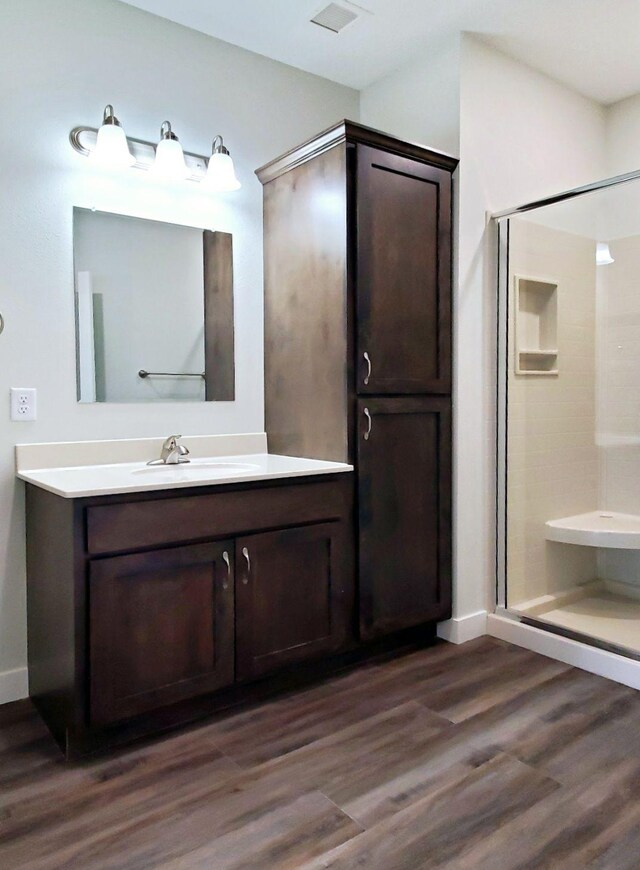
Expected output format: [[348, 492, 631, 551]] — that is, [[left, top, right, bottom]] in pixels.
[[257, 121, 457, 640]]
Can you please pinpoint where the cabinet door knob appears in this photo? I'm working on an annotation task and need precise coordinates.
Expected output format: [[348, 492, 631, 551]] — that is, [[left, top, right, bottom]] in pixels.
[[364, 407, 372, 441], [363, 351, 372, 386], [242, 546, 250, 584], [222, 550, 231, 590]]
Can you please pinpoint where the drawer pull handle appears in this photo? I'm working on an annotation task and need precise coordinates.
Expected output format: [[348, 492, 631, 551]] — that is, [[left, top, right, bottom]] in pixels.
[[242, 546, 250, 584], [364, 407, 372, 441], [222, 550, 231, 590], [363, 351, 372, 386]]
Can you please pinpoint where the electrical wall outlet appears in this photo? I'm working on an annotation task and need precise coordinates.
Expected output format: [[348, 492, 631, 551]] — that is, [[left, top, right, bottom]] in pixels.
[[10, 388, 37, 421]]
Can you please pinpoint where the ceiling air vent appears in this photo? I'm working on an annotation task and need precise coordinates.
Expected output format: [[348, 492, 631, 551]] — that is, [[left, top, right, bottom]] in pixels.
[[311, 3, 359, 33]]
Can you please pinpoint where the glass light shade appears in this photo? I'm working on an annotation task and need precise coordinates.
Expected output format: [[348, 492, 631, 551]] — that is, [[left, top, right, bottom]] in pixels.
[[204, 151, 241, 192], [150, 137, 189, 181], [92, 123, 135, 168], [596, 241, 614, 265]]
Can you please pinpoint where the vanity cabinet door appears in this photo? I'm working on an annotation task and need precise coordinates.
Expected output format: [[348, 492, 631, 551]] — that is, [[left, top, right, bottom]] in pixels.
[[357, 397, 452, 639], [89, 542, 234, 725], [235, 523, 348, 680], [356, 144, 452, 395]]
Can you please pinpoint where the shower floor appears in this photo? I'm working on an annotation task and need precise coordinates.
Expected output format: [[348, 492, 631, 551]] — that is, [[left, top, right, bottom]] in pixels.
[[511, 584, 640, 657]]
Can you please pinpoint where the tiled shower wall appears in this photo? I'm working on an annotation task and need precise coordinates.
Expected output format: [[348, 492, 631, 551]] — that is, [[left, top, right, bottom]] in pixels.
[[597, 234, 640, 592], [507, 220, 598, 605]]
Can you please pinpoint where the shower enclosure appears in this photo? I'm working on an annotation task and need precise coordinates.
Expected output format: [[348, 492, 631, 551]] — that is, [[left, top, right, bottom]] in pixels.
[[495, 172, 640, 661]]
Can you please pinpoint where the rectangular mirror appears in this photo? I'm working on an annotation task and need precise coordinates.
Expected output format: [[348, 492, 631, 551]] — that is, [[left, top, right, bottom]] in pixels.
[[73, 208, 234, 403]]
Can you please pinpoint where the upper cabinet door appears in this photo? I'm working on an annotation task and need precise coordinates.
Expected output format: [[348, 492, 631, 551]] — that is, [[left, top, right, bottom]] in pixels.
[[89, 542, 235, 725], [356, 144, 452, 395]]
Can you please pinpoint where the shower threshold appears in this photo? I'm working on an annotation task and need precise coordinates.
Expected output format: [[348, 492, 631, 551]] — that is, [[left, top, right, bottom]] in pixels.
[[511, 582, 640, 660]]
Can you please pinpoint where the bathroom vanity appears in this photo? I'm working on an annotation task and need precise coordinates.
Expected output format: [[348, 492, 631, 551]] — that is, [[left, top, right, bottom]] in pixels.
[[20, 437, 355, 756], [21, 120, 457, 757]]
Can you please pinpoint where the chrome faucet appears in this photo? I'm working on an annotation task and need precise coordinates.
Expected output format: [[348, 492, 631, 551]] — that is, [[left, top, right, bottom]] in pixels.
[[148, 434, 191, 466]]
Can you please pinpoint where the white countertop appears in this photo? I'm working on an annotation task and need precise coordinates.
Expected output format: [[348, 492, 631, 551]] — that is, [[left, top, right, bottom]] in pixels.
[[17, 453, 353, 498]]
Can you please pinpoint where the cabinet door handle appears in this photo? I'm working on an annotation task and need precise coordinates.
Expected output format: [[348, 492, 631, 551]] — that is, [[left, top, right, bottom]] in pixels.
[[242, 546, 250, 584], [222, 550, 231, 590], [363, 351, 372, 386], [364, 407, 372, 441]]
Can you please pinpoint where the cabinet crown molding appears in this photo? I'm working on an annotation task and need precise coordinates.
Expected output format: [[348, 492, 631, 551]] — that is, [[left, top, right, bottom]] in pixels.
[[255, 119, 459, 185]]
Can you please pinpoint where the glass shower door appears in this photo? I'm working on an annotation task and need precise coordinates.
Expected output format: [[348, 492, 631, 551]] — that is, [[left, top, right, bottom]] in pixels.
[[497, 178, 640, 659]]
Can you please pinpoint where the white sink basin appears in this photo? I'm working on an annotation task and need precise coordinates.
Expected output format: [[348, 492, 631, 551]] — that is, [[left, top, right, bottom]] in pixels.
[[135, 460, 261, 476]]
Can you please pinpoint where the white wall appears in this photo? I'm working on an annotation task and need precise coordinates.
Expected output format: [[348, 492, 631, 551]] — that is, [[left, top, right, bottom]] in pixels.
[[597, 233, 640, 593], [360, 36, 460, 156], [455, 36, 606, 621], [606, 93, 640, 176], [0, 0, 358, 697]]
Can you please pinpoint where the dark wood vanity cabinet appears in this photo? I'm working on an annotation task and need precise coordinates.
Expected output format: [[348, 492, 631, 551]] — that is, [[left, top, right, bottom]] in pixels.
[[26, 476, 353, 755], [89, 521, 349, 725], [259, 120, 457, 640]]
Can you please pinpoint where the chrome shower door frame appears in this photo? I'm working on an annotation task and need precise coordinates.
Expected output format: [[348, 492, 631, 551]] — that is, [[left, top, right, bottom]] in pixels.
[[492, 166, 640, 618]]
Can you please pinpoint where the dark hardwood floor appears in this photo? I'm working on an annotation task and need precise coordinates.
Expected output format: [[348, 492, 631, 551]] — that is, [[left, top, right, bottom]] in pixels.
[[1, 637, 639, 868]]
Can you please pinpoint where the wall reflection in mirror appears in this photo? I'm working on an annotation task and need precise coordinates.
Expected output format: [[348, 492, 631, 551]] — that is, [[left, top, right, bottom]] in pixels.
[[73, 208, 234, 403]]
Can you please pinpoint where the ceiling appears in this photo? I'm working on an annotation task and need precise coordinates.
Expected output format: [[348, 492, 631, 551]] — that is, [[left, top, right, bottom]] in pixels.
[[120, 0, 640, 104]]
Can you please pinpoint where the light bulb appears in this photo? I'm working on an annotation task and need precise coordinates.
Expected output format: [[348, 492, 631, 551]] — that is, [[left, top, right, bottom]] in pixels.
[[203, 136, 241, 192], [596, 242, 614, 266], [150, 121, 188, 181], [92, 105, 135, 168]]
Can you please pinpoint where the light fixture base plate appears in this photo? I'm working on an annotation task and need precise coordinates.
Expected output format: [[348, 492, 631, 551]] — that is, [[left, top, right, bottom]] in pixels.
[[69, 127, 208, 181]]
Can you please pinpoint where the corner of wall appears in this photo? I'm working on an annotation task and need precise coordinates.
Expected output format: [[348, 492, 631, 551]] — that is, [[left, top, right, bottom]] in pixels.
[[605, 92, 640, 176], [358, 34, 461, 157], [437, 611, 488, 644]]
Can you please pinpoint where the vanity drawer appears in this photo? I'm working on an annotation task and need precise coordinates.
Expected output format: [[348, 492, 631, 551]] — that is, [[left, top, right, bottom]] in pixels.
[[86, 477, 351, 555]]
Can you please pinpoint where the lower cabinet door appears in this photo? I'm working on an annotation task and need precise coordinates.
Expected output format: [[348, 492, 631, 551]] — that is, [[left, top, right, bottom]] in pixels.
[[89, 542, 235, 725], [235, 523, 348, 680], [358, 397, 452, 639]]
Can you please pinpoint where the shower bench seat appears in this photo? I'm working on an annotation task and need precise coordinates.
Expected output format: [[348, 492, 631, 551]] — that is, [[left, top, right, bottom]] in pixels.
[[545, 510, 640, 549]]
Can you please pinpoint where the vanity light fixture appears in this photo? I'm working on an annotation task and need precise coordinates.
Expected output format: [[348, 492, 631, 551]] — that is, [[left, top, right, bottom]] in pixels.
[[92, 105, 135, 169], [69, 105, 240, 192], [150, 121, 189, 181], [596, 242, 614, 265], [203, 135, 241, 192]]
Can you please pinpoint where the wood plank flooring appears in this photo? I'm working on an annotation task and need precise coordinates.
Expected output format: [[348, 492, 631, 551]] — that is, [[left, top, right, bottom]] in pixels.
[[1, 637, 639, 869]]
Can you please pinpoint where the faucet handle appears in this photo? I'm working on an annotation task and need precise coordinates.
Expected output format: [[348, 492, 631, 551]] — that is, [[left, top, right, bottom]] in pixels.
[[148, 435, 188, 466], [162, 434, 182, 449]]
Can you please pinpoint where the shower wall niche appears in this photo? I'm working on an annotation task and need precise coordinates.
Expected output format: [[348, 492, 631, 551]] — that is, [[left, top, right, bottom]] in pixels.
[[514, 275, 558, 375]]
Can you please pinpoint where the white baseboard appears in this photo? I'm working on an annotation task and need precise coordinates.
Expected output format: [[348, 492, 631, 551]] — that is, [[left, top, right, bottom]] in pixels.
[[0, 666, 28, 705], [438, 610, 487, 644], [487, 613, 640, 691]]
